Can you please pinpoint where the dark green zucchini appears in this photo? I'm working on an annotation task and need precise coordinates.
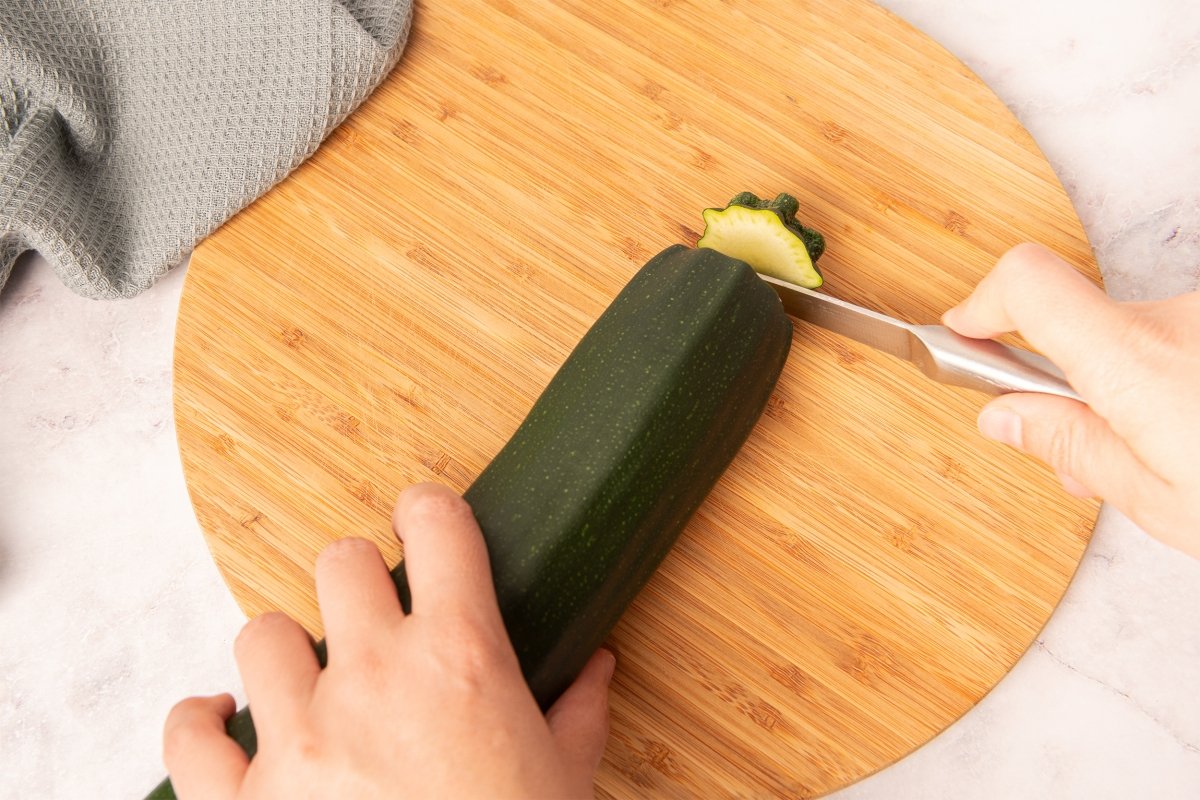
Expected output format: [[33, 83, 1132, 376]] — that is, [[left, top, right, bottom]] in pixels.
[[147, 243, 791, 798], [466, 243, 792, 699]]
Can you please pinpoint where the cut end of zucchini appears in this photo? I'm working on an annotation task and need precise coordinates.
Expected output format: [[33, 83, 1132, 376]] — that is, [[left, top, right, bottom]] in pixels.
[[697, 192, 825, 288]]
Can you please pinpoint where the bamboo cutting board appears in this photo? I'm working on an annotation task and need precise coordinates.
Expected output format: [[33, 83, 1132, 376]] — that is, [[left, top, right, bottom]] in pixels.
[[174, 1, 1101, 796]]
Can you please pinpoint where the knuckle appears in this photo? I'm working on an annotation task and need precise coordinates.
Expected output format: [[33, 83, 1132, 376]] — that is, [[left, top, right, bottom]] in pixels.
[[318, 536, 378, 567], [439, 617, 509, 690], [338, 642, 390, 688], [1083, 308, 1176, 410], [1118, 305, 1183, 354], [163, 696, 201, 729], [235, 611, 294, 652], [296, 733, 324, 765], [1040, 417, 1081, 476], [996, 242, 1052, 283], [408, 486, 474, 522], [162, 702, 205, 764], [288, 724, 325, 764]]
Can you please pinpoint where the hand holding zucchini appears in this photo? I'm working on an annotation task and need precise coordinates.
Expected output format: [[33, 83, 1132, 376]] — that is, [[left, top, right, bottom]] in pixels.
[[148, 197, 823, 799]]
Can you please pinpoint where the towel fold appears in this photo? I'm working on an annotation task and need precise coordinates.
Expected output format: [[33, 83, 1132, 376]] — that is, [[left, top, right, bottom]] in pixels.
[[0, 0, 413, 299]]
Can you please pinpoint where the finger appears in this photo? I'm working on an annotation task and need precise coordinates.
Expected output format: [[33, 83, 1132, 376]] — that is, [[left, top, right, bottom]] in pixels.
[[941, 243, 1136, 408], [546, 648, 616, 780], [976, 393, 1170, 524], [233, 612, 320, 736], [162, 693, 248, 800], [315, 537, 405, 662], [392, 483, 503, 626], [942, 243, 1113, 341]]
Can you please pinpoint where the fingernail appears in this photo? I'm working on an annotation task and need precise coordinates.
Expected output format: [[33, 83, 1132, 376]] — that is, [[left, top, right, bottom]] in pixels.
[[599, 648, 617, 682], [978, 407, 1022, 448], [941, 304, 964, 328]]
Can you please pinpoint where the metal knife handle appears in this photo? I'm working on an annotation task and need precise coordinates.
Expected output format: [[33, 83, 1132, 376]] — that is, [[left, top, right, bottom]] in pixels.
[[908, 325, 1083, 402]]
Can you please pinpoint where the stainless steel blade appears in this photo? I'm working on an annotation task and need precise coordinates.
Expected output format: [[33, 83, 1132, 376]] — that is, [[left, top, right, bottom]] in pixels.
[[760, 275, 915, 359], [762, 274, 1083, 402]]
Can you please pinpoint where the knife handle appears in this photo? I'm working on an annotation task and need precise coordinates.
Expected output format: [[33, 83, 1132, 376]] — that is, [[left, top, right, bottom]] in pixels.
[[908, 325, 1083, 402]]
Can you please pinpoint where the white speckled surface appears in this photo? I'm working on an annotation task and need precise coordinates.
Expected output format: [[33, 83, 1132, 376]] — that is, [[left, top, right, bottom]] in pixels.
[[1, 2, 1198, 797]]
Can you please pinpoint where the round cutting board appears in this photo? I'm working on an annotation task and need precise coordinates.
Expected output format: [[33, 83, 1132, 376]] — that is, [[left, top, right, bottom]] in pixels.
[[174, 0, 1101, 796]]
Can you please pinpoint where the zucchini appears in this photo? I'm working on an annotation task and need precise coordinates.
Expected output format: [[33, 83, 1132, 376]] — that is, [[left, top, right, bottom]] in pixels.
[[466, 244, 792, 699], [147, 243, 792, 798], [698, 191, 826, 287]]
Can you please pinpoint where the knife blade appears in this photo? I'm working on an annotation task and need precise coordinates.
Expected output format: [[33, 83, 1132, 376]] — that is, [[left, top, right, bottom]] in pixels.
[[761, 274, 1082, 402]]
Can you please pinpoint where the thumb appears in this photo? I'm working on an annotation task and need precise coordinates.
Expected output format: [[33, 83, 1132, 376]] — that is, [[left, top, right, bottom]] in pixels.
[[546, 648, 616, 781], [976, 393, 1164, 512]]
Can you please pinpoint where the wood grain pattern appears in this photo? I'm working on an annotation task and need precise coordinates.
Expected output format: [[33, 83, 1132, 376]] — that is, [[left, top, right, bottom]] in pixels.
[[173, 0, 1101, 796]]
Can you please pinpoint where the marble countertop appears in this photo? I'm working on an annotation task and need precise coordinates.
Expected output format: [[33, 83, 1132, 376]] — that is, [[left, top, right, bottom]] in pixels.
[[2, 1, 1198, 797]]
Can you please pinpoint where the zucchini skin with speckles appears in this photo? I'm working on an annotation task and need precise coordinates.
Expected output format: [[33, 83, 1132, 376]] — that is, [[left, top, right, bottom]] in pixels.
[[144, 244, 790, 800], [465, 243, 791, 707]]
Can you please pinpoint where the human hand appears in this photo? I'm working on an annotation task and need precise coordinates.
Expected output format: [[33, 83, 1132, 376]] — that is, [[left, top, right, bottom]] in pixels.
[[942, 243, 1200, 559], [162, 483, 616, 799]]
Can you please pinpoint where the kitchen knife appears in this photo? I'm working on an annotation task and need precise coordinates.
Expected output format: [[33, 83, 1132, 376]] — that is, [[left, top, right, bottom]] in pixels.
[[762, 275, 1082, 401]]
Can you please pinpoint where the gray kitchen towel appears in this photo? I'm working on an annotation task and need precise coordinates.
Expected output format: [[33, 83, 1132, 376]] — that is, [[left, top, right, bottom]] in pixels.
[[0, 0, 413, 299]]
